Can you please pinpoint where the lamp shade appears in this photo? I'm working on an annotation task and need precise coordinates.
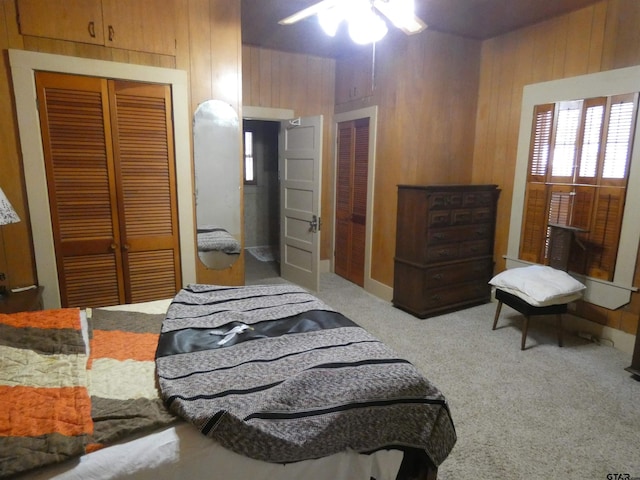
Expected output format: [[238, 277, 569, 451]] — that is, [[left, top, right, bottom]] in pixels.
[[0, 188, 20, 226]]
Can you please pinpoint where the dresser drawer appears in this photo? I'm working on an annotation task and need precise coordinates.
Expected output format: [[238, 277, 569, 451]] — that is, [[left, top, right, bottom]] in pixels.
[[428, 192, 464, 210], [451, 209, 473, 225], [464, 191, 495, 207], [427, 226, 467, 245], [424, 238, 492, 262], [472, 207, 494, 223], [423, 281, 491, 310], [425, 243, 460, 263], [430, 208, 491, 228], [424, 258, 493, 288], [459, 239, 492, 258], [428, 210, 451, 227], [427, 224, 493, 245]]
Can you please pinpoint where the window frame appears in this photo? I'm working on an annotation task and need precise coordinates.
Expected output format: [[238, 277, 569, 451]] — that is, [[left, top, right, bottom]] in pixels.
[[507, 66, 640, 310]]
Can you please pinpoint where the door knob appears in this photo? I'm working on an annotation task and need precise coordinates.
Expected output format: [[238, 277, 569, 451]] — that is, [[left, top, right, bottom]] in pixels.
[[309, 215, 321, 233]]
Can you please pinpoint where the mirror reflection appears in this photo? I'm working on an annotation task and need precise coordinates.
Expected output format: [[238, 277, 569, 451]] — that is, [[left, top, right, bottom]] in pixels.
[[193, 100, 242, 269]]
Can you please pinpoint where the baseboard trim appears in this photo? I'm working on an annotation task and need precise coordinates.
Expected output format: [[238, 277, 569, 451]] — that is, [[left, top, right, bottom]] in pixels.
[[320, 259, 331, 273], [562, 314, 635, 355], [364, 277, 393, 302]]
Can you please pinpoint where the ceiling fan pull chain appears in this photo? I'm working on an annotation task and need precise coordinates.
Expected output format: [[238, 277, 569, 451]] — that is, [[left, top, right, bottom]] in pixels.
[[371, 41, 377, 91]]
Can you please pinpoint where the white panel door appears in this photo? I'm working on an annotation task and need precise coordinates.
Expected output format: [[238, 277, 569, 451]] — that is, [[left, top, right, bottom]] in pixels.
[[279, 115, 322, 291]]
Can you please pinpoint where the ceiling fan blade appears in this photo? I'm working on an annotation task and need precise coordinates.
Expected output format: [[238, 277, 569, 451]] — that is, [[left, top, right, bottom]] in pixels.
[[373, 0, 427, 35], [278, 0, 341, 26]]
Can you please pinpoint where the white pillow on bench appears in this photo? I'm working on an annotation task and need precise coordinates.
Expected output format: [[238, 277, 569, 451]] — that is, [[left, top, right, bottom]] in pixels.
[[489, 265, 586, 307]]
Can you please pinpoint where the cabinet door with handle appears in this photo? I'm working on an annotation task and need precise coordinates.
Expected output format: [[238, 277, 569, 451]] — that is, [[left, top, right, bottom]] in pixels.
[[17, 0, 176, 56], [17, 0, 105, 46], [101, 0, 176, 55]]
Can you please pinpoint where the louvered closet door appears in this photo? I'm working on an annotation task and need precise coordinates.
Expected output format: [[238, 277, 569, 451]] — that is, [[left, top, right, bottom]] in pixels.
[[108, 81, 181, 303], [36, 72, 124, 307], [36, 72, 181, 307], [334, 118, 369, 287]]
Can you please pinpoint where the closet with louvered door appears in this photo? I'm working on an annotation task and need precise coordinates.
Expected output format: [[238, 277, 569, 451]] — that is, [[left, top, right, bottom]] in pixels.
[[35, 72, 181, 308], [334, 118, 369, 287]]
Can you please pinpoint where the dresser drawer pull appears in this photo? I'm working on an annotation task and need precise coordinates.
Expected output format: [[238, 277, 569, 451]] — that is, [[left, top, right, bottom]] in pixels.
[[438, 250, 450, 257], [475, 229, 485, 236], [432, 273, 443, 280], [431, 295, 441, 302], [434, 233, 445, 240]]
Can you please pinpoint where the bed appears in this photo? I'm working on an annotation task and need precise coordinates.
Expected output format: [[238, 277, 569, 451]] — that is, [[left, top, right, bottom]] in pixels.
[[1, 284, 456, 479], [196, 226, 241, 269]]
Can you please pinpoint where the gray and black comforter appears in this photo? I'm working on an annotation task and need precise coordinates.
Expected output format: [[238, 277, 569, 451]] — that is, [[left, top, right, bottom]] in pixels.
[[155, 284, 456, 469], [196, 227, 241, 254]]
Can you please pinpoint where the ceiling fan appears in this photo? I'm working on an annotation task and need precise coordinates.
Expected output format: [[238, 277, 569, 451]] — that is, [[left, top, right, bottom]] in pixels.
[[279, 0, 427, 44]]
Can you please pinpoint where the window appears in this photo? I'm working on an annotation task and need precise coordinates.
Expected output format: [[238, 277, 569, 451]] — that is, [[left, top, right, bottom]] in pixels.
[[243, 130, 256, 184], [519, 93, 638, 281]]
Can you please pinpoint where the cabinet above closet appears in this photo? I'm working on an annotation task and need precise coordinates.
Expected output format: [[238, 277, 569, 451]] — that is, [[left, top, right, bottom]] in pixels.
[[16, 0, 176, 56], [335, 49, 373, 105]]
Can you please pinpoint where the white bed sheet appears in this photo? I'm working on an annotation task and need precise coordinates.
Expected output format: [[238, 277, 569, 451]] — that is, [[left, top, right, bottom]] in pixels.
[[20, 298, 404, 480], [24, 423, 403, 480]]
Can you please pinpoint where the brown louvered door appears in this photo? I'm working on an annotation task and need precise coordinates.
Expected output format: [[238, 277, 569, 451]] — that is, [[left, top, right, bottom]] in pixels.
[[334, 118, 369, 286], [36, 72, 124, 307], [36, 72, 180, 307], [109, 80, 181, 304]]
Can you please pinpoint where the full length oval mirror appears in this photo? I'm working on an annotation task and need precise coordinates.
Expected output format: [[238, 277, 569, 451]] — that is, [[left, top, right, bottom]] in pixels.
[[194, 100, 242, 269]]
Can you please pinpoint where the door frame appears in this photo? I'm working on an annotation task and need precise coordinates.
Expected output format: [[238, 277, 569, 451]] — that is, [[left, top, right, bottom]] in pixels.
[[242, 106, 294, 275], [333, 106, 389, 299], [9, 49, 196, 308]]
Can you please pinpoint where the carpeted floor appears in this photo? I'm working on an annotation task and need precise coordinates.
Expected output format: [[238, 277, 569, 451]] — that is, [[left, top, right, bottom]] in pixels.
[[249, 273, 640, 480]]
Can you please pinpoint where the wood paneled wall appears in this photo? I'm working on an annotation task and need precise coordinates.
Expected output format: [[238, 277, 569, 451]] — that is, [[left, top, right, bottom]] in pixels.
[[242, 45, 336, 260], [0, 0, 244, 291], [331, 31, 481, 286], [472, 0, 640, 334], [0, 2, 31, 290]]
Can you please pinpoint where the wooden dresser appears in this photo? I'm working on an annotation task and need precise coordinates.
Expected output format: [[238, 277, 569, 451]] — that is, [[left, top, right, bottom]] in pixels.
[[625, 320, 640, 378], [393, 184, 500, 318]]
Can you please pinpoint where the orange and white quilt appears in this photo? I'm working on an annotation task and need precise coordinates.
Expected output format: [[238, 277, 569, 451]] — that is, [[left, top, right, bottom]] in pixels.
[[0, 308, 175, 477]]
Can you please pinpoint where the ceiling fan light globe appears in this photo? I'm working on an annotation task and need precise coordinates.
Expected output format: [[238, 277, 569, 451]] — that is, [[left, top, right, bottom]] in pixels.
[[318, 6, 343, 36], [348, 11, 388, 44]]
